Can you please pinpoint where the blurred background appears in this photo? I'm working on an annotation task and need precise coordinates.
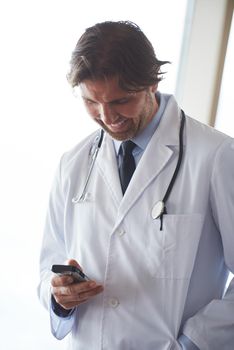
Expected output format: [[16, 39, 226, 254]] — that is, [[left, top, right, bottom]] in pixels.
[[0, 0, 233, 349]]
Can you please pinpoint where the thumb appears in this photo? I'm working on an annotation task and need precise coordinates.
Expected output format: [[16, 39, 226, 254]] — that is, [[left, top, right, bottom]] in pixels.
[[66, 259, 83, 271]]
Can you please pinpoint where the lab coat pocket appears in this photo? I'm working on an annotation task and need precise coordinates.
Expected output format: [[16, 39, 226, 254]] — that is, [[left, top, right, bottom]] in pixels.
[[146, 214, 204, 279]]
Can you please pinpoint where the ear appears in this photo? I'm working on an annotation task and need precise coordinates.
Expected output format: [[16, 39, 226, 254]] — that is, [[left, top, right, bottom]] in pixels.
[[150, 84, 158, 93]]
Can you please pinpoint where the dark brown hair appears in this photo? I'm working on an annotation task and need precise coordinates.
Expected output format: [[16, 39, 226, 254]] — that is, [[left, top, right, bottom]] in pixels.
[[67, 21, 170, 91]]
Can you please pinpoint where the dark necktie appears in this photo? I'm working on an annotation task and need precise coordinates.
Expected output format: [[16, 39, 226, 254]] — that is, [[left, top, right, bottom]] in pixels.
[[119, 140, 136, 194]]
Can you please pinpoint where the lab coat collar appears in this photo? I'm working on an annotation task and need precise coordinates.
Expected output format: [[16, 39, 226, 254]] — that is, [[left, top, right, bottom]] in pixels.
[[157, 95, 184, 147]]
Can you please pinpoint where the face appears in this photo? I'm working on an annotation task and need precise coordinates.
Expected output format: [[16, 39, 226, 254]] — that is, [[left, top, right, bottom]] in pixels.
[[80, 77, 158, 141]]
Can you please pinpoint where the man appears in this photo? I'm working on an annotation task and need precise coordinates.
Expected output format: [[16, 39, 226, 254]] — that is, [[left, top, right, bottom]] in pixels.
[[38, 21, 234, 349]]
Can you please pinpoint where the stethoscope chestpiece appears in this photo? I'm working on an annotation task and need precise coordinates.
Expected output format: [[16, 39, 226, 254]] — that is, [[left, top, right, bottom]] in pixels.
[[151, 200, 165, 219]]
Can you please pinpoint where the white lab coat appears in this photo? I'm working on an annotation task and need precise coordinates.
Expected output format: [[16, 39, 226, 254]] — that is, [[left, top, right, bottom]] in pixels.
[[38, 95, 234, 350]]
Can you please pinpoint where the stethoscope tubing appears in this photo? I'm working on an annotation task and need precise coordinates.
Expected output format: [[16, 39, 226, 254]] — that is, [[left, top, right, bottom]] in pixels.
[[72, 129, 104, 203], [72, 110, 185, 230], [162, 110, 185, 206], [156, 110, 185, 230]]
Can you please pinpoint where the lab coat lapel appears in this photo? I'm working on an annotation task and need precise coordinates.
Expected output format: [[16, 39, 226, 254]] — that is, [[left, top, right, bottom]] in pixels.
[[96, 134, 123, 206], [118, 96, 183, 220]]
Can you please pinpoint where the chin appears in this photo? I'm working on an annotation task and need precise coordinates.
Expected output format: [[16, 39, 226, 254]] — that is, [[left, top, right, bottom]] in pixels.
[[105, 126, 138, 141], [108, 131, 135, 141]]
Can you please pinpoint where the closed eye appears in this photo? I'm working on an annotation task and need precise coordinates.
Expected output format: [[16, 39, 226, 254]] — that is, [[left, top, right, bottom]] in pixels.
[[111, 98, 130, 105], [83, 98, 97, 105]]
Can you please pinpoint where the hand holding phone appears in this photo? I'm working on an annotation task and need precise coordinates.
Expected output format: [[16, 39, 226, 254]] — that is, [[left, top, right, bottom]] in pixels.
[[51, 261, 104, 310], [51, 264, 90, 283]]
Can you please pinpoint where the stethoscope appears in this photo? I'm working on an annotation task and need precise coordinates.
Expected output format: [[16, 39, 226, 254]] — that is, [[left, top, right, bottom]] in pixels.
[[72, 128, 104, 203], [72, 110, 185, 230], [151, 110, 185, 230]]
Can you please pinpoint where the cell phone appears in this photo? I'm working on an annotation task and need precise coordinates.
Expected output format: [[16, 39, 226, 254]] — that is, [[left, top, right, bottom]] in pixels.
[[51, 264, 90, 283]]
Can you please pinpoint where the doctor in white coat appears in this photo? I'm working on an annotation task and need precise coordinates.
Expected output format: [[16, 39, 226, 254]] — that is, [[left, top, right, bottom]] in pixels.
[[38, 21, 234, 350]]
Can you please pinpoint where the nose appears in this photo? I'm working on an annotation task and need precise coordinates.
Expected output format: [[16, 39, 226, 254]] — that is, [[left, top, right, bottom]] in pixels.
[[99, 104, 114, 125]]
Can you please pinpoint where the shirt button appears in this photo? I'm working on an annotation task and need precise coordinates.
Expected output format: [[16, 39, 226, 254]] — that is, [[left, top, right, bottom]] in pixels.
[[118, 229, 126, 236], [108, 298, 119, 308]]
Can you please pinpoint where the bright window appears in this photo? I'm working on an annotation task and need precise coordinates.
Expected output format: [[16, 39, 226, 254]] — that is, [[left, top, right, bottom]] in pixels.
[[215, 15, 234, 137]]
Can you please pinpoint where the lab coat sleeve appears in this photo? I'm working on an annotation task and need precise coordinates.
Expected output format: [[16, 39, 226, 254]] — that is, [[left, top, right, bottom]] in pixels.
[[37, 155, 76, 339], [182, 138, 234, 350]]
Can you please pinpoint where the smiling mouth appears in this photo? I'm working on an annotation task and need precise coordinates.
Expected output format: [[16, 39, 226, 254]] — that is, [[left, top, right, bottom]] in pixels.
[[108, 117, 128, 131]]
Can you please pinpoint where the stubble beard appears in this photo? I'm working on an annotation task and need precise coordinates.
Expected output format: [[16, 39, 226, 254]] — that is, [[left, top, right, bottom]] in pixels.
[[99, 91, 156, 141]]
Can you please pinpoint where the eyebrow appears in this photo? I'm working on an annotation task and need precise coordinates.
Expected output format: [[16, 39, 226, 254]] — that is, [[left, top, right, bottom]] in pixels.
[[81, 96, 131, 104], [82, 96, 94, 101]]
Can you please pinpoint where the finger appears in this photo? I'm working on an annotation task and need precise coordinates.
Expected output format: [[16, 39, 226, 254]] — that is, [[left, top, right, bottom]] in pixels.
[[66, 259, 82, 270], [54, 285, 103, 307], [78, 285, 104, 301], [73, 281, 98, 292], [51, 275, 74, 287], [52, 280, 99, 296], [58, 299, 89, 310]]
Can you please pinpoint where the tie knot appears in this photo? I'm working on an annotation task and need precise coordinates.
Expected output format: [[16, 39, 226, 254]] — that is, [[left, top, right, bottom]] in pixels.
[[121, 140, 136, 156]]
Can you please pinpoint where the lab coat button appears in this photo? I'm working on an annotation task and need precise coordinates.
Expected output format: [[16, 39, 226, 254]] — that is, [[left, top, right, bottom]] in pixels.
[[108, 298, 119, 308], [118, 229, 126, 236]]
